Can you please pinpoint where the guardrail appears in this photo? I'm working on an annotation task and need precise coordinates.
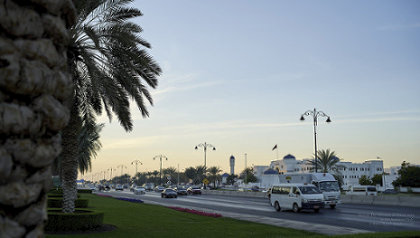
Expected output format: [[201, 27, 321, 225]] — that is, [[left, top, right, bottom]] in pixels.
[[202, 190, 420, 207]]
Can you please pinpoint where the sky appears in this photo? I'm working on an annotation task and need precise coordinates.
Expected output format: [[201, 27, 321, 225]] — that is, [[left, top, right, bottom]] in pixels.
[[82, 0, 420, 180]]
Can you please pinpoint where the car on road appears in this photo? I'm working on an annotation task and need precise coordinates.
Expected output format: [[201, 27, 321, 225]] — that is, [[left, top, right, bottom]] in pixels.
[[133, 186, 146, 195], [346, 186, 377, 196], [176, 187, 188, 195], [383, 189, 398, 194], [161, 188, 177, 198], [154, 186, 165, 192], [116, 184, 124, 191], [187, 186, 202, 195], [270, 183, 324, 213]]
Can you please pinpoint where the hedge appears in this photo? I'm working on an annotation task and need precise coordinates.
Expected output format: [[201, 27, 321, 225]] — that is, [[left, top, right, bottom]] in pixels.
[[47, 198, 89, 208], [45, 209, 104, 231]]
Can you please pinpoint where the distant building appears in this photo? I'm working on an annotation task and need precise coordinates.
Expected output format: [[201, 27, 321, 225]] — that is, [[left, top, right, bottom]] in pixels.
[[229, 155, 235, 175], [253, 165, 269, 181], [269, 154, 314, 174], [221, 173, 230, 184], [337, 160, 384, 190], [255, 154, 392, 190]]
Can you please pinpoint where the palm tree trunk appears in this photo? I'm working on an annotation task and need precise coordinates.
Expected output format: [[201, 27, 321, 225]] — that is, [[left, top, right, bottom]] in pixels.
[[61, 101, 81, 213], [0, 0, 75, 236]]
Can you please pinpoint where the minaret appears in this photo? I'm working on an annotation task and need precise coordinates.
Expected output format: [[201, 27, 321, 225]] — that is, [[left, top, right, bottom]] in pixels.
[[230, 155, 235, 175]]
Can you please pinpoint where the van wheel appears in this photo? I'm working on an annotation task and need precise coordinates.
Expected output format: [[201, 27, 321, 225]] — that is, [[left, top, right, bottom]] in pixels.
[[314, 208, 320, 213], [274, 202, 281, 212], [293, 203, 300, 213], [330, 204, 336, 209]]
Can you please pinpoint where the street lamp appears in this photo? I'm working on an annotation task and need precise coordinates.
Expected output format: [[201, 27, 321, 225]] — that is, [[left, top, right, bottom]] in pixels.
[[195, 142, 216, 172], [153, 155, 168, 185], [108, 167, 115, 181], [300, 108, 331, 173], [131, 160, 143, 177], [117, 164, 127, 184]]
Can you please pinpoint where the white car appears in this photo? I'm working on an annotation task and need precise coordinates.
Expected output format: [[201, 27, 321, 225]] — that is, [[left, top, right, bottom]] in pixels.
[[133, 186, 146, 195]]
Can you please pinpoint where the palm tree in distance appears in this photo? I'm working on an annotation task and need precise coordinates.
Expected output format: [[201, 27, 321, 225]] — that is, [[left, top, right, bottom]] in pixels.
[[207, 166, 222, 189], [61, 0, 161, 213], [310, 149, 343, 174]]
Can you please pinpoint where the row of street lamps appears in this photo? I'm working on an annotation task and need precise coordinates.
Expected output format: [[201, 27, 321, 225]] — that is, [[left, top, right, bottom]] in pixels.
[[84, 108, 331, 182]]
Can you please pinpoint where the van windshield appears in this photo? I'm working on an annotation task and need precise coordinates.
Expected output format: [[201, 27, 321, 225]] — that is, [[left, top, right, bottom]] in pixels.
[[319, 181, 340, 192], [299, 186, 322, 194]]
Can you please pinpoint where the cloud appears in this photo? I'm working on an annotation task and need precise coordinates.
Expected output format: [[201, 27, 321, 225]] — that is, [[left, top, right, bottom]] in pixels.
[[377, 23, 420, 31], [102, 135, 166, 150]]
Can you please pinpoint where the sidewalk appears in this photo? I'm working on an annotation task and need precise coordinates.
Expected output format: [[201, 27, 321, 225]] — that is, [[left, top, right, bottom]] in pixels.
[[143, 199, 371, 236]]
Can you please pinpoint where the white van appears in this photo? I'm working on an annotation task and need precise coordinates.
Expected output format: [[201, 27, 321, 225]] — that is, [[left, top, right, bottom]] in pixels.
[[270, 183, 324, 213], [346, 186, 377, 196]]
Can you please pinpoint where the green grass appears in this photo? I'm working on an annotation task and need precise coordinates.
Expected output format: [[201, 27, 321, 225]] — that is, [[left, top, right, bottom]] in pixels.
[[46, 194, 420, 238]]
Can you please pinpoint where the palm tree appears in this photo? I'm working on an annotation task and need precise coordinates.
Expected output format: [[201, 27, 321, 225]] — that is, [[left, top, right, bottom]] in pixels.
[[184, 167, 197, 184], [0, 0, 76, 235], [163, 167, 177, 184], [311, 149, 342, 173], [60, 0, 161, 212], [207, 166, 222, 189]]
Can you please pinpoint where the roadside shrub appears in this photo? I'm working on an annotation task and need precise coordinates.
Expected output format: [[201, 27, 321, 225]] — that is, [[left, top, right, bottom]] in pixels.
[[45, 209, 104, 231], [48, 198, 89, 208]]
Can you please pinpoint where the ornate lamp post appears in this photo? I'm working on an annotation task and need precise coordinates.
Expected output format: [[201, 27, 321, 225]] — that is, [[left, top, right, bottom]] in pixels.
[[195, 142, 216, 172], [153, 155, 168, 185], [300, 108, 331, 173], [131, 160, 143, 176], [117, 164, 127, 184]]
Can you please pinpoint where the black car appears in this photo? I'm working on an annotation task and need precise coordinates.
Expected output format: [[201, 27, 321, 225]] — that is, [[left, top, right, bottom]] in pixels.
[[161, 188, 177, 198], [187, 186, 202, 195]]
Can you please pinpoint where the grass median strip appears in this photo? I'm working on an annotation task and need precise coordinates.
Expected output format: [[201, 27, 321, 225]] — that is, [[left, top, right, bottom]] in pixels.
[[46, 194, 420, 238]]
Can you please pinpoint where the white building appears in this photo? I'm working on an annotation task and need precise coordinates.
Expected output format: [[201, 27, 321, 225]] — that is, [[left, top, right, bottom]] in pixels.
[[337, 160, 384, 190], [269, 154, 314, 174], [254, 154, 391, 190]]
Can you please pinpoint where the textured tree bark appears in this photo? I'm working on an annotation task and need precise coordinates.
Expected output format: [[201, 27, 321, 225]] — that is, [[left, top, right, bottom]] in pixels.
[[0, 0, 76, 237], [60, 102, 80, 213]]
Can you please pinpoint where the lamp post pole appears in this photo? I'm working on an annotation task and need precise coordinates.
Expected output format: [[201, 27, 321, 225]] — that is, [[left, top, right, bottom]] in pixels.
[[131, 160, 143, 176], [300, 108, 331, 173], [244, 153, 247, 184], [153, 155, 168, 185], [195, 142, 216, 172], [117, 165, 127, 185]]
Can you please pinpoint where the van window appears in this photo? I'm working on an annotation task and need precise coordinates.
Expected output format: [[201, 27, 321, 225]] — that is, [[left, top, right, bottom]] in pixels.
[[280, 187, 290, 194], [292, 187, 298, 194], [272, 186, 280, 194], [299, 186, 322, 194], [353, 187, 366, 192], [367, 187, 377, 192]]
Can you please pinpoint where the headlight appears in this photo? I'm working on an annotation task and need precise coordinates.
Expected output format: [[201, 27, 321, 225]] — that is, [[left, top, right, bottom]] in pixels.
[[302, 198, 308, 203]]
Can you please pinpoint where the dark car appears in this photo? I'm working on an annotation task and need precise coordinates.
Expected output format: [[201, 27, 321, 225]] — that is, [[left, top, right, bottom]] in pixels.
[[116, 184, 123, 191], [187, 186, 202, 195], [176, 187, 188, 195], [161, 188, 177, 198], [383, 189, 398, 194], [154, 186, 165, 192]]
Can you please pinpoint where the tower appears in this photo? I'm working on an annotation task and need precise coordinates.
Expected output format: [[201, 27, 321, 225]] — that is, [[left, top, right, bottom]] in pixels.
[[230, 155, 235, 175]]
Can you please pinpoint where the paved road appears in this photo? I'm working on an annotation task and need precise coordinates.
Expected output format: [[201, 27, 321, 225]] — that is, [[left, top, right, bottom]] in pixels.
[[97, 190, 420, 234]]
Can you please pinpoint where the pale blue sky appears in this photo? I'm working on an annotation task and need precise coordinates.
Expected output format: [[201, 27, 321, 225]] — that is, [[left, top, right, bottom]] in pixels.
[[87, 0, 420, 178]]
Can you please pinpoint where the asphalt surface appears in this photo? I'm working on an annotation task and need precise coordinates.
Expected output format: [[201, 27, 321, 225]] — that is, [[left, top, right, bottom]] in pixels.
[[97, 190, 420, 234]]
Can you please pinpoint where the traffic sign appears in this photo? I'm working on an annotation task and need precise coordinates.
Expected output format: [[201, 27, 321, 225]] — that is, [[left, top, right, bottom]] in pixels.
[[203, 178, 209, 185]]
